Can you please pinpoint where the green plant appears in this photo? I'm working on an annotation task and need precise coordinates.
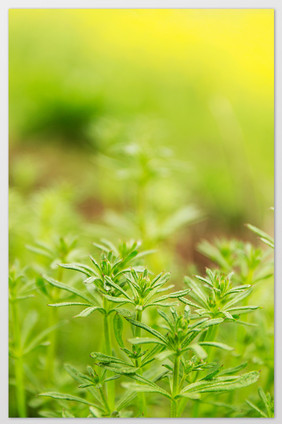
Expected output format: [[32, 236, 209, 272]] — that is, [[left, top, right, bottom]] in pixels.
[[246, 387, 274, 418], [39, 239, 265, 418], [9, 263, 62, 417]]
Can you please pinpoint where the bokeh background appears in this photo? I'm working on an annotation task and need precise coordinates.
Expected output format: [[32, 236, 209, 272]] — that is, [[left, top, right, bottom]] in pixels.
[[9, 8, 274, 230], [9, 9, 274, 417]]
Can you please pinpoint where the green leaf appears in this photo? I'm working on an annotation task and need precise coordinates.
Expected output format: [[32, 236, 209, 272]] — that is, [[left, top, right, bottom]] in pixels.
[[93, 242, 111, 253], [104, 276, 131, 299], [199, 341, 233, 351], [39, 392, 103, 409], [223, 288, 253, 309], [247, 224, 274, 248], [199, 318, 224, 329], [226, 306, 260, 315], [59, 263, 92, 276], [23, 320, 67, 355], [48, 302, 91, 307], [74, 306, 101, 318], [100, 363, 138, 374], [43, 275, 93, 303], [21, 311, 38, 348], [35, 276, 49, 297], [124, 372, 171, 398], [116, 390, 137, 412], [184, 277, 208, 307], [128, 337, 165, 345], [195, 275, 217, 290], [188, 344, 208, 359], [220, 362, 248, 376], [26, 244, 52, 258], [246, 400, 267, 418], [89, 406, 100, 417], [179, 297, 201, 308], [64, 364, 92, 383], [124, 317, 167, 344], [90, 352, 133, 367], [258, 387, 272, 417], [223, 285, 251, 296], [158, 288, 191, 300], [197, 240, 230, 269], [180, 371, 259, 395], [62, 410, 75, 418], [113, 313, 124, 347], [122, 381, 171, 398], [100, 239, 119, 255], [103, 294, 133, 304]]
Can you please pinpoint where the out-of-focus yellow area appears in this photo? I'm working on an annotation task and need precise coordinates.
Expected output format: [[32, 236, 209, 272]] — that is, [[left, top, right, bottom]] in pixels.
[[11, 9, 273, 90], [77, 9, 273, 92], [9, 9, 274, 230]]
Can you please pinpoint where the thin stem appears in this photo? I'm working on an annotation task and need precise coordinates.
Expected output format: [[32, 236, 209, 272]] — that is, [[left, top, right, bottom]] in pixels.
[[103, 313, 112, 356], [178, 397, 188, 418], [46, 306, 57, 380], [10, 299, 27, 417], [103, 298, 115, 411], [192, 399, 200, 417], [170, 354, 180, 418], [134, 309, 142, 367], [99, 386, 110, 415], [134, 308, 147, 416], [206, 324, 218, 361], [46, 266, 63, 380]]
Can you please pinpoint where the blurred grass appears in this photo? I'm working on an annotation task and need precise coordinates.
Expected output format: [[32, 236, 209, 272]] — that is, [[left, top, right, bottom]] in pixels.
[[9, 9, 274, 230]]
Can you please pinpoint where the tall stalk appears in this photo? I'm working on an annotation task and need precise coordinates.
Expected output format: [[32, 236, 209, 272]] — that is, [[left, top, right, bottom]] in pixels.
[[103, 298, 115, 412], [46, 306, 57, 380], [10, 299, 27, 417], [46, 266, 63, 380], [170, 354, 180, 418], [99, 385, 110, 415], [135, 309, 147, 416]]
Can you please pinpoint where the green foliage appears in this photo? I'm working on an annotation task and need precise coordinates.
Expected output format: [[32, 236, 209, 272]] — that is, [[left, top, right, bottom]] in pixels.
[[9, 192, 274, 418], [246, 387, 274, 418], [33, 236, 272, 418], [182, 269, 259, 320]]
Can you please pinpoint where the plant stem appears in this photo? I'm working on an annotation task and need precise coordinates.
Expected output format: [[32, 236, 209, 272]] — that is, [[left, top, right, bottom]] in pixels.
[[10, 299, 27, 417], [46, 306, 57, 380], [134, 309, 147, 416], [206, 324, 218, 361], [46, 266, 63, 381], [170, 354, 180, 418], [103, 298, 115, 411], [134, 309, 142, 366], [192, 399, 199, 417], [104, 313, 112, 356], [99, 386, 110, 415]]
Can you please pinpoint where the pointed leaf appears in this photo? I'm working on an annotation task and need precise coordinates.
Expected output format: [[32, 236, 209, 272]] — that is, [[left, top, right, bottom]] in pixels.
[[75, 306, 100, 318], [43, 275, 92, 303], [199, 341, 233, 351], [113, 313, 124, 347], [124, 317, 167, 344]]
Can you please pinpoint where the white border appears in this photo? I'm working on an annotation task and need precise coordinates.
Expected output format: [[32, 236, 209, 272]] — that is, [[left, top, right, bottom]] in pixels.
[[1, 2, 279, 422]]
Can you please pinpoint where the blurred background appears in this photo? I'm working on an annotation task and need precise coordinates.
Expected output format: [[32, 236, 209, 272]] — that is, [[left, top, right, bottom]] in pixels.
[[9, 10, 274, 246]]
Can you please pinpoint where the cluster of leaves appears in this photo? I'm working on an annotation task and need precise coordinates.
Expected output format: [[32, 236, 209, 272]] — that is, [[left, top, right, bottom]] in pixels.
[[37, 237, 270, 418], [9, 264, 64, 417]]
